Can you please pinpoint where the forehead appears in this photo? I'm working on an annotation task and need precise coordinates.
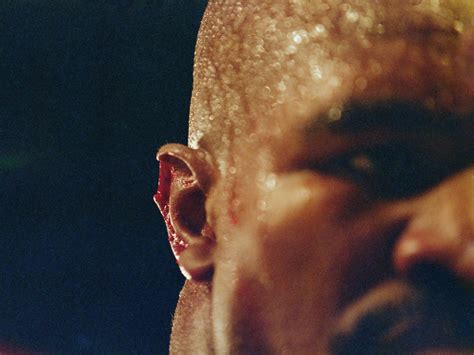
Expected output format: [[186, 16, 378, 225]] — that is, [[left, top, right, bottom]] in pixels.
[[189, 0, 473, 153]]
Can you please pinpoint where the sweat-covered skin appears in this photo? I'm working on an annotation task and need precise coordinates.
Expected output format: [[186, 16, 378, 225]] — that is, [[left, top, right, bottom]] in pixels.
[[155, 0, 474, 354]]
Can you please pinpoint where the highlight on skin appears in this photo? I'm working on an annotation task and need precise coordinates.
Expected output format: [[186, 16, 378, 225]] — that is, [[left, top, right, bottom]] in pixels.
[[190, 0, 473, 153], [187, 0, 474, 239]]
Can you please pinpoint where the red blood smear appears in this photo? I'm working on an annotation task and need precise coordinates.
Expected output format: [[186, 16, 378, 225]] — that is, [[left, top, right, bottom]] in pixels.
[[155, 161, 171, 206], [154, 161, 187, 257], [229, 207, 239, 225], [228, 181, 239, 225]]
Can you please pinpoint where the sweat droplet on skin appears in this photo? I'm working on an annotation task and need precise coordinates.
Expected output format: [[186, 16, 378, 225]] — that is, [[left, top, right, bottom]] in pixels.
[[265, 174, 277, 190], [187, 0, 474, 229]]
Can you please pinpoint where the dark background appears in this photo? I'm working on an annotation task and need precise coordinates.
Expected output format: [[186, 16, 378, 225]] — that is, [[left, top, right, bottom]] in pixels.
[[0, 1, 207, 353]]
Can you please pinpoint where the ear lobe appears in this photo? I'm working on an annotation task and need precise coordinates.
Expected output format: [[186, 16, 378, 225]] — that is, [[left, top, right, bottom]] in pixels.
[[154, 144, 216, 281]]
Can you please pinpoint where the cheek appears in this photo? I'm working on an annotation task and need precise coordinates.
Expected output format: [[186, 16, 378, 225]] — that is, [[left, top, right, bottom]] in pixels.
[[214, 172, 366, 347], [256, 172, 362, 277]]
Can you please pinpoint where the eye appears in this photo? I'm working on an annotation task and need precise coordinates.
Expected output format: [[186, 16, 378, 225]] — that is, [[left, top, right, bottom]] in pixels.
[[315, 143, 441, 199]]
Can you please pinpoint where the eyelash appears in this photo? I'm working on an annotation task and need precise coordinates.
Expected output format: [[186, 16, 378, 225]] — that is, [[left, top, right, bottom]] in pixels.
[[314, 144, 440, 199]]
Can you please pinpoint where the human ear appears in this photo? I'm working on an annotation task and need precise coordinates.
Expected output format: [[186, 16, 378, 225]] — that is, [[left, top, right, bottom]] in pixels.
[[154, 143, 216, 281]]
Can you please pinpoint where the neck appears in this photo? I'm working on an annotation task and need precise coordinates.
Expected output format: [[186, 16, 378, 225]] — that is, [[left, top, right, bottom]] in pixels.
[[170, 280, 214, 354]]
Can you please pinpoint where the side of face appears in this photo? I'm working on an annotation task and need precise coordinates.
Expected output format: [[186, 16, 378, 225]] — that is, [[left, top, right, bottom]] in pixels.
[[157, 1, 474, 354]]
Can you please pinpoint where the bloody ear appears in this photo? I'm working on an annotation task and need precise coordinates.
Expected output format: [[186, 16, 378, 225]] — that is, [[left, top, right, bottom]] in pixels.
[[154, 144, 216, 281]]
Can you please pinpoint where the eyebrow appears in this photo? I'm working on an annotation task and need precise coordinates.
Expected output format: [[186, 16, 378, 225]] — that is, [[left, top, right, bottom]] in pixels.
[[305, 101, 472, 136]]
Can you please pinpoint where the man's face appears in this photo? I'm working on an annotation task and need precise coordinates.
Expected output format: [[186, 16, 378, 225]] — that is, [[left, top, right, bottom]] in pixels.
[[176, 1, 474, 353]]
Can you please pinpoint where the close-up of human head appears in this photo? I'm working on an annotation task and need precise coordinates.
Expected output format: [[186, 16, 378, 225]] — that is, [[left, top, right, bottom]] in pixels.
[[155, 0, 474, 353]]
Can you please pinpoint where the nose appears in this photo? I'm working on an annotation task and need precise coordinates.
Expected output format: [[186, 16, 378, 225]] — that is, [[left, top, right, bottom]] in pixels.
[[393, 168, 474, 282]]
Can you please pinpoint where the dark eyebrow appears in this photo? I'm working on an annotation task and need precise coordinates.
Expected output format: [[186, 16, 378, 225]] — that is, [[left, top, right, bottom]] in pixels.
[[305, 101, 472, 135]]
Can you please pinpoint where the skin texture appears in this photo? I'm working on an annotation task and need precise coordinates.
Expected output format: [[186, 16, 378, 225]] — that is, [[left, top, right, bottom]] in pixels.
[[156, 1, 474, 354]]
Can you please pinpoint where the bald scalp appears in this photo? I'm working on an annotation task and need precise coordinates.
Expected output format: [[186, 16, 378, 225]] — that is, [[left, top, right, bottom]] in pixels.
[[189, 0, 473, 165]]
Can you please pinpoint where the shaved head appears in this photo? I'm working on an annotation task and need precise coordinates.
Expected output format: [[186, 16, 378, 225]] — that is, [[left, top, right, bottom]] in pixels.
[[157, 1, 474, 354], [190, 0, 473, 154]]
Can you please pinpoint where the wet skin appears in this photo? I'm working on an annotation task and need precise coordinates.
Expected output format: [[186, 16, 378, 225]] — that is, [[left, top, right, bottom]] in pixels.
[[156, 1, 474, 354]]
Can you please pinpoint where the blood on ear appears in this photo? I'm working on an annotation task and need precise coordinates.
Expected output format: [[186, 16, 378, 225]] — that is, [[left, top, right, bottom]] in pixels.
[[154, 160, 189, 258]]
